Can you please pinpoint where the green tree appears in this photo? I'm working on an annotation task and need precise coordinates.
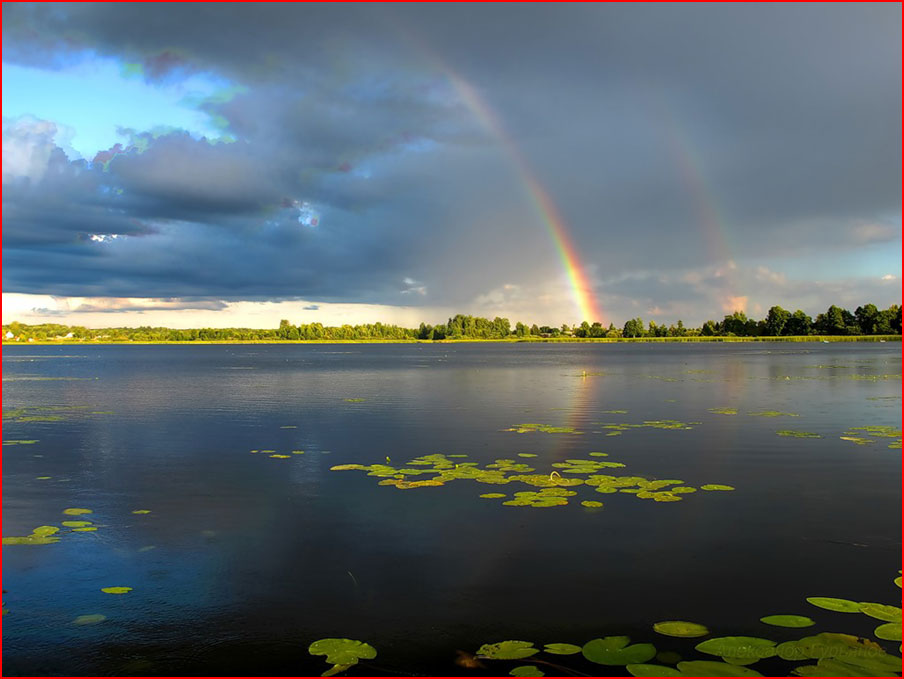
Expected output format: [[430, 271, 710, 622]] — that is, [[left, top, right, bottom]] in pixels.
[[765, 306, 791, 336]]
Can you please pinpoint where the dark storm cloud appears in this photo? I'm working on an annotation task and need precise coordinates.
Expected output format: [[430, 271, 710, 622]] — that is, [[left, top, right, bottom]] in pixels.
[[2, 3, 900, 311]]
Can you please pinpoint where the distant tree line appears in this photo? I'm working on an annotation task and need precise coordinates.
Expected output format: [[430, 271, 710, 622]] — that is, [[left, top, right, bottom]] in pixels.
[[2, 304, 900, 342]]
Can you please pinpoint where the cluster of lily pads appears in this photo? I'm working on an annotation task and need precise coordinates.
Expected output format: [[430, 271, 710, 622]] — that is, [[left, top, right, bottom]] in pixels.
[[2, 405, 112, 423], [504, 423, 581, 434], [330, 453, 734, 508], [596, 420, 700, 437], [839, 426, 902, 450], [306, 574, 901, 677], [250, 448, 307, 459]]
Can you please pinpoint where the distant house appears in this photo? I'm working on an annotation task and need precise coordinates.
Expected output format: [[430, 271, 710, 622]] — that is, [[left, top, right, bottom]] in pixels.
[[4, 331, 13, 339]]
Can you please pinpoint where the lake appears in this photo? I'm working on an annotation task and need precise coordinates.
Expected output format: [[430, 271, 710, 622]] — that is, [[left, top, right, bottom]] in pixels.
[[2, 343, 900, 677]]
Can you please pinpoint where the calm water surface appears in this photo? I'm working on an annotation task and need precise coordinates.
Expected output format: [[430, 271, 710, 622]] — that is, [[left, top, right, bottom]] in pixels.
[[2, 343, 900, 676]]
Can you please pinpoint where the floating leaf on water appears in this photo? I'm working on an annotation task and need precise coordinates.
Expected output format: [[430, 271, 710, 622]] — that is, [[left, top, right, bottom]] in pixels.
[[701, 485, 735, 491], [36, 476, 52, 480], [132, 510, 151, 515], [510, 666, 544, 677], [895, 576, 902, 589], [653, 620, 710, 638], [330, 464, 368, 471], [477, 641, 538, 660], [31, 526, 59, 537], [748, 411, 799, 417], [270, 454, 291, 459], [517, 453, 537, 458], [72, 526, 98, 532], [759, 615, 815, 628], [138, 545, 156, 552], [582, 636, 657, 665], [819, 650, 904, 674], [677, 660, 763, 676], [292, 450, 305, 454], [61, 521, 92, 528], [777, 431, 821, 439], [709, 408, 738, 415], [581, 500, 604, 508], [504, 423, 581, 434], [543, 643, 581, 655], [859, 603, 902, 622], [343, 398, 365, 403], [101, 586, 132, 594], [63, 508, 92, 515], [874, 623, 901, 641], [72, 614, 107, 625], [589, 452, 609, 457], [479, 493, 507, 499], [840, 436, 875, 445], [776, 633, 883, 661], [805, 597, 862, 613], [308, 638, 376, 676], [695, 637, 776, 660], [627, 664, 683, 677]]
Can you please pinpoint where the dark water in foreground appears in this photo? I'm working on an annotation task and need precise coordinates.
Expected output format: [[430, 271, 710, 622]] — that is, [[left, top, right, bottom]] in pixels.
[[2, 343, 900, 676]]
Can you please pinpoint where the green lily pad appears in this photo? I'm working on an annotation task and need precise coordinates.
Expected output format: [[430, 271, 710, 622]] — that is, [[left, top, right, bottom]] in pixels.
[[61, 521, 92, 528], [776, 633, 885, 661], [479, 493, 507, 499], [132, 510, 151, 515], [627, 664, 683, 677], [676, 660, 763, 676], [695, 637, 776, 660], [72, 526, 98, 532], [517, 453, 537, 458], [806, 597, 862, 613], [874, 623, 901, 641], [72, 614, 107, 625], [777, 430, 821, 439], [101, 586, 132, 594], [31, 526, 59, 537], [308, 638, 376, 676], [582, 636, 656, 665], [36, 476, 52, 480], [510, 666, 544, 677], [477, 641, 538, 660], [759, 615, 815, 628], [700, 485, 735, 491], [543, 643, 582, 655], [654, 620, 710, 638], [895, 576, 902, 589], [709, 408, 738, 415], [270, 454, 291, 458], [581, 500, 604, 508], [859, 603, 902, 622], [343, 398, 365, 403], [63, 508, 92, 516]]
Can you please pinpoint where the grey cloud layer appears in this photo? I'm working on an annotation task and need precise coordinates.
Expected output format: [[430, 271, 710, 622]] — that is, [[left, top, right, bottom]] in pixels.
[[2, 3, 900, 318]]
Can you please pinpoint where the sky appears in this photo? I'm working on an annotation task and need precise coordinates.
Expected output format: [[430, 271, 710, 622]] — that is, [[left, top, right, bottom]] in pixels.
[[2, 2, 900, 329]]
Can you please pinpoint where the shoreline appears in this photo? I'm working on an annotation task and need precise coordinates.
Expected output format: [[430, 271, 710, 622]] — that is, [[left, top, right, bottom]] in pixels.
[[2, 335, 900, 346]]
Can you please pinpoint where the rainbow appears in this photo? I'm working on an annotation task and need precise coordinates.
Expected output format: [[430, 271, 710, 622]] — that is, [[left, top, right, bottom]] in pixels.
[[446, 73, 603, 324]]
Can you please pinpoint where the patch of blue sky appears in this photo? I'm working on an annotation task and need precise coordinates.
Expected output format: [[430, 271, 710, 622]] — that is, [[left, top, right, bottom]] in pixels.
[[761, 239, 901, 281], [2, 55, 236, 160]]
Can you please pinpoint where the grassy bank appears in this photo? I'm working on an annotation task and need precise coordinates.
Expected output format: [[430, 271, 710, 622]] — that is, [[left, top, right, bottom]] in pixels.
[[3, 335, 900, 346]]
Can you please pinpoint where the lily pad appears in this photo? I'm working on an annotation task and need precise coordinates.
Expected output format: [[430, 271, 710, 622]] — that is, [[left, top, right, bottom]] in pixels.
[[101, 586, 132, 594], [308, 638, 376, 676], [510, 666, 544, 677], [63, 508, 92, 515], [517, 454, 537, 458], [31, 526, 59, 537], [581, 500, 604, 508], [709, 408, 738, 415], [776, 633, 883, 661], [859, 603, 901, 622], [582, 636, 656, 665], [479, 493, 507, 499], [132, 510, 151, 515], [61, 521, 92, 528], [477, 641, 538, 660], [627, 664, 683, 676], [874, 623, 901, 641], [72, 614, 107, 625], [701, 485, 735, 491], [543, 643, 582, 655], [759, 615, 815, 628], [806, 597, 862, 613], [72, 526, 98, 532], [777, 430, 821, 439], [676, 660, 763, 676], [270, 454, 291, 458], [695, 637, 776, 660], [654, 620, 710, 638]]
